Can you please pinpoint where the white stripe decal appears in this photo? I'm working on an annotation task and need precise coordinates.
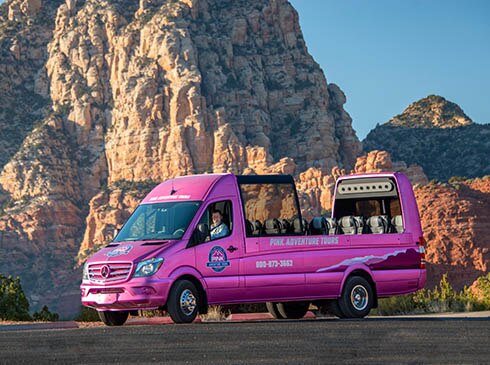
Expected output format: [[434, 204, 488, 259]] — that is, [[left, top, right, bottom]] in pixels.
[[316, 248, 410, 273]]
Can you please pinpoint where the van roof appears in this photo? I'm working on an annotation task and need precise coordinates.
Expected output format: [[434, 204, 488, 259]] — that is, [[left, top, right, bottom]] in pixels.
[[141, 173, 230, 204]]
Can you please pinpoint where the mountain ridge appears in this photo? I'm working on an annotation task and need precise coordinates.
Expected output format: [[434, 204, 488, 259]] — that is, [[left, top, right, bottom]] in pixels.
[[363, 95, 490, 181]]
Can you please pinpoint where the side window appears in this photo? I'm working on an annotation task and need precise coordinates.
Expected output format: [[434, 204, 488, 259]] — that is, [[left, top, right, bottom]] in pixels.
[[239, 183, 301, 236], [196, 200, 233, 243]]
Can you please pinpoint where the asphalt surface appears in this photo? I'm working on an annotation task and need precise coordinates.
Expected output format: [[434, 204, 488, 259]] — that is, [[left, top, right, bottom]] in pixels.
[[0, 318, 489, 364]]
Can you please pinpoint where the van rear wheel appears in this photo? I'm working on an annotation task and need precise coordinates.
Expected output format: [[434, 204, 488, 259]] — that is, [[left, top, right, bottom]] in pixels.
[[167, 280, 199, 324], [338, 276, 374, 318], [324, 300, 346, 318], [98, 310, 129, 326], [276, 301, 309, 319], [266, 302, 285, 319]]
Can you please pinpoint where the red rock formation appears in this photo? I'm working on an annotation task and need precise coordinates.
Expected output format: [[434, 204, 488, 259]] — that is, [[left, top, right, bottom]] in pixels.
[[0, 0, 363, 317], [415, 177, 490, 290]]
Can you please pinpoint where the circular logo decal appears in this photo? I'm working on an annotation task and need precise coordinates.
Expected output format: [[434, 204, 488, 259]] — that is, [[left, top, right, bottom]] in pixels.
[[100, 265, 111, 279], [206, 246, 231, 273]]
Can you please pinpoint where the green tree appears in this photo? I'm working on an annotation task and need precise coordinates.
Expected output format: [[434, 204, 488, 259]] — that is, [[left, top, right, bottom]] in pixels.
[[0, 274, 31, 321], [32, 305, 59, 322]]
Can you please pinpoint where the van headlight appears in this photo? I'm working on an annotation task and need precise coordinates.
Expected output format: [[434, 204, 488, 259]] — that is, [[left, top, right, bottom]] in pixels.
[[82, 262, 89, 281], [133, 258, 164, 278]]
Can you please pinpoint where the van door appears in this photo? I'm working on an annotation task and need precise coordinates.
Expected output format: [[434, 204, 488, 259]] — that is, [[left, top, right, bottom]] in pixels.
[[192, 199, 243, 303], [237, 177, 307, 302]]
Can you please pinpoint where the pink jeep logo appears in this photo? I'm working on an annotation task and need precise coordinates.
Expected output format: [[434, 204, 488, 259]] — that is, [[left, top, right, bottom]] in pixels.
[[206, 246, 230, 273], [106, 245, 133, 257]]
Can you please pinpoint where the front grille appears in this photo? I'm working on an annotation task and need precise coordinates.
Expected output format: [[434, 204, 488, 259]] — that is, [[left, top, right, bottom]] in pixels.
[[88, 262, 132, 283]]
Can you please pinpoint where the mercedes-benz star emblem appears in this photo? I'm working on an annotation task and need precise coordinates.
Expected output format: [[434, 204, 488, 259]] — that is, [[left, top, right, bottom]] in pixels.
[[100, 265, 111, 279]]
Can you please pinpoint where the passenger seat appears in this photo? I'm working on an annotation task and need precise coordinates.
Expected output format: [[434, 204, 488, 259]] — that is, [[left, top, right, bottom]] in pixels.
[[310, 217, 328, 235], [353, 216, 366, 234], [325, 218, 338, 235], [339, 216, 357, 235], [280, 219, 291, 234], [366, 215, 389, 234], [253, 220, 263, 235], [391, 215, 404, 233], [292, 217, 309, 234], [264, 219, 281, 235]]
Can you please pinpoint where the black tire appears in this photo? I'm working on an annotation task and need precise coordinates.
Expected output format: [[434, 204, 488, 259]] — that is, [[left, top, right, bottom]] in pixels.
[[276, 301, 309, 319], [98, 310, 129, 326], [167, 280, 199, 324], [338, 276, 374, 318], [266, 302, 285, 319], [320, 300, 346, 318]]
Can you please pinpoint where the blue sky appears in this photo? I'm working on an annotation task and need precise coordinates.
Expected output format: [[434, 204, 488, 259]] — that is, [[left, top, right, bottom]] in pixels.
[[290, 0, 490, 139]]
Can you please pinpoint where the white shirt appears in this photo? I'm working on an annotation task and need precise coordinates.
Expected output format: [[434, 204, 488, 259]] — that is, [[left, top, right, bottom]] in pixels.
[[210, 222, 230, 240]]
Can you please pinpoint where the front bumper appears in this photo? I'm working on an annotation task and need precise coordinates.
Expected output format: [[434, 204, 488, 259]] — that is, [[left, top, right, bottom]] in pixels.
[[81, 277, 172, 311]]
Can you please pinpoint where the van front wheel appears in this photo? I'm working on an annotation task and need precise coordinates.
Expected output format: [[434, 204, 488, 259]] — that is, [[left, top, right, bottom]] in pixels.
[[276, 301, 309, 319], [167, 280, 199, 323], [338, 276, 374, 318], [98, 310, 129, 326]]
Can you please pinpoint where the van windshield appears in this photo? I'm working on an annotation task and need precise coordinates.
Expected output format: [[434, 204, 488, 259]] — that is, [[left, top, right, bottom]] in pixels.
[[114, 201, 201, 242]]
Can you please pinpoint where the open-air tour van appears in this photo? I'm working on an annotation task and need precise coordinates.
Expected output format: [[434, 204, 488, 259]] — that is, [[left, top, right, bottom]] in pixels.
[[81, 172, 426, 325]]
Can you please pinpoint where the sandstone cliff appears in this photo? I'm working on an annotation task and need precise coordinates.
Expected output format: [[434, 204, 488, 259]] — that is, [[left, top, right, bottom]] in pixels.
[[363, 95, 490, 181], [0, 0, 361, 317], [416, 177, 490, 290]]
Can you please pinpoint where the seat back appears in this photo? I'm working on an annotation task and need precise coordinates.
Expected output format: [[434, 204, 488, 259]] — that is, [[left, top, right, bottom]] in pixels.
[[310, 217, 328, 235], [292, 217, 308, 234], [391, 215, 404, 233], [253, 220, 263, 235], [280, 219, 291, 234], [353, 216, 365, 234], [367, 215, 389, 234], [325, 217, 338, 235], [264, 218, 281, 235], [339, 216, 357, 235]]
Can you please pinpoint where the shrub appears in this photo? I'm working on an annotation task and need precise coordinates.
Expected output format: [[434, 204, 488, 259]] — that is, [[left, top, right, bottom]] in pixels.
[[372, 274, 490, 316], [200, 305, 229, 322], [32, 305, 59, 322], [0, 275, 31, 321], [472, 273, 490, 307]]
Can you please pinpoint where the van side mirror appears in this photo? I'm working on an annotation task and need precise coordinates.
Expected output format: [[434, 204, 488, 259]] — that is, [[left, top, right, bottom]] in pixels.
[[189, 224, 209, 247]]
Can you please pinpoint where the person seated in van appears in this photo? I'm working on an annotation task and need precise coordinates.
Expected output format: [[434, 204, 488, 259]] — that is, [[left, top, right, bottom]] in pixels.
[[210, 209, 230, 240]]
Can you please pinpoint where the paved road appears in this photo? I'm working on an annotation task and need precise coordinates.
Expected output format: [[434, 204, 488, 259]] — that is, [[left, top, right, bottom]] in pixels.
[[0, 318, 489, 364]]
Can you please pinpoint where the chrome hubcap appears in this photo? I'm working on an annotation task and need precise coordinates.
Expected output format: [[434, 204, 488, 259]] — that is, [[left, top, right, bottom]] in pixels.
[[180, 289, 197, 316], [351, 285, 368, 311]]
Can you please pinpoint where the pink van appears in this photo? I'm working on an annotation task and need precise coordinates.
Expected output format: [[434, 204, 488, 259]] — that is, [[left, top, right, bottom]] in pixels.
[[81, 172, 426, 325]]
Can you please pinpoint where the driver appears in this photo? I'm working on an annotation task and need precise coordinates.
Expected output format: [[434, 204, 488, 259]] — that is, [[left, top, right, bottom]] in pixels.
[[210, 210, 230, 240]]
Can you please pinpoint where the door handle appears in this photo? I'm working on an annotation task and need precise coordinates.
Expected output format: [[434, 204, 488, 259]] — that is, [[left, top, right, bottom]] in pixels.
[[227, 245, 238, 253]]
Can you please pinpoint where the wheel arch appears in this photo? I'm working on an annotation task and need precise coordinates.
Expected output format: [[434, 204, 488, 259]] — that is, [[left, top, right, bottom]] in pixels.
[[341, 266, 378, 308], [167, 273, 209, 314]]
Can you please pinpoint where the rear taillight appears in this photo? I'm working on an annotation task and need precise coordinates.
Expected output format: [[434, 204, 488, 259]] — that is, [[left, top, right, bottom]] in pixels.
[[418, 236, 426, 269]]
